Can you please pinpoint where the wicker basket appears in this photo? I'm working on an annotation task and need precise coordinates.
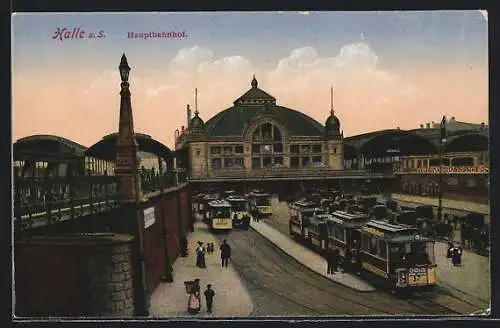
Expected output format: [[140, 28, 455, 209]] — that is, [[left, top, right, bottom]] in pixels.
[[184, 280, 194, 294]]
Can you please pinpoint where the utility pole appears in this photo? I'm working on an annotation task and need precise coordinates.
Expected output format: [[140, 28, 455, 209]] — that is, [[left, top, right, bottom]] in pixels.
[[437, 115, 447, 222]]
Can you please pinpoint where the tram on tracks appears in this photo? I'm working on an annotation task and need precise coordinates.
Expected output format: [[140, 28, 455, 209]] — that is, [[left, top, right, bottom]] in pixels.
[[308, 213, 331, 251], [226, 194, 251, 229], [327, 211, 370, 265], [289, 200, 324, 242], [358, 220, 437, 293], [207, 199, 233, 232], [248, 189, 272, 216], [289, 199, 438, 294]]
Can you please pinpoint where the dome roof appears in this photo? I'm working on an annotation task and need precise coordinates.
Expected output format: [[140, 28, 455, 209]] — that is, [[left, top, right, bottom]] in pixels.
[[203, 76, 325, 137], [190, 110, 204, 129], [325, 109, 340, 136], [204, 104, 324, 137]]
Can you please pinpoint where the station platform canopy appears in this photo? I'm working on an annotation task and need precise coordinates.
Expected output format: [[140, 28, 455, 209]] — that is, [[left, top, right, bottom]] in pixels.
[[85, 132, 173, 165], [13, 135, 87, 163], [344, 129, 438, 159]]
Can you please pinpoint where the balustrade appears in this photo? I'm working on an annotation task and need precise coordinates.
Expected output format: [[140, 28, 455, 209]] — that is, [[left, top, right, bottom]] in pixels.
[[14, 175, 121, 231]]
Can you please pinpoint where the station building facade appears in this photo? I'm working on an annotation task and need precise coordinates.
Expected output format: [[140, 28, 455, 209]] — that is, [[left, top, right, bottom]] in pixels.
[[174, 77, 344, 179], [174, 76, 489, 202]]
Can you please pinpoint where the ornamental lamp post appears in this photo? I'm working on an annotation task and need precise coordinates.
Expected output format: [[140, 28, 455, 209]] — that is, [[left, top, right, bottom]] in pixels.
[[115, 54, 149, 316], [119, 54, 131, 82], [437, 115, 447, 223]]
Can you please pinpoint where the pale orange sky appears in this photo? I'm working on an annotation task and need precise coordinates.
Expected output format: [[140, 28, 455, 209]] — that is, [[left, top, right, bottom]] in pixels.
[[12, 48, 488, 148]]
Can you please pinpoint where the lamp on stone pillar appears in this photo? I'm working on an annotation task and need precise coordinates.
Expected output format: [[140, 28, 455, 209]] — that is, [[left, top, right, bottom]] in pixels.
[[116, 53, 140, 202], [114, 53, 149, 316]]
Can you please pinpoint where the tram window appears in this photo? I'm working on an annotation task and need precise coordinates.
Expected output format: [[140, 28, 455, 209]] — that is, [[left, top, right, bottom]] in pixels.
[[369, 237, 377, 254], [334, 225, 345, 241], [361, 235, 370, 251], [379, 240, 387, 258], [389, 243, 404, 261], [405, 243, 411, 254]]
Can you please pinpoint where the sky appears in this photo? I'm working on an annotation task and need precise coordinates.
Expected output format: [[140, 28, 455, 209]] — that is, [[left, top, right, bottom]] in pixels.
[[12, 11, 488, 148]]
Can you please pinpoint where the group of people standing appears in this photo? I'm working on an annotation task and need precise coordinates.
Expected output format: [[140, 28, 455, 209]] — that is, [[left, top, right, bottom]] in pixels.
[[195, 240, 232, 268], [187, 279, 216, 314], [188, 239, 233, 314]]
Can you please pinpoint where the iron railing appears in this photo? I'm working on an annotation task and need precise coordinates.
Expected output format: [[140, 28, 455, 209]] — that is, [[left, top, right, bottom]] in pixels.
[[139, 168, 188, 194], [14, 175, 121, 231]]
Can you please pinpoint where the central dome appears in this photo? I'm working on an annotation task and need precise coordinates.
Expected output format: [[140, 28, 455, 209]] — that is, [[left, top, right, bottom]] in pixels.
[[204, 77, 325, 137]]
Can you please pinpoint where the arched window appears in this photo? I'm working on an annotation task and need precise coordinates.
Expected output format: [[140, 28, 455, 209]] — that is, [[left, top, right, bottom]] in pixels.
[[251, 122, 284, 168]]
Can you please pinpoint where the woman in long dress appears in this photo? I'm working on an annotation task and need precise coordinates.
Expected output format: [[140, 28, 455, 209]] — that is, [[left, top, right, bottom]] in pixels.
[[196, 242, 207, 268]]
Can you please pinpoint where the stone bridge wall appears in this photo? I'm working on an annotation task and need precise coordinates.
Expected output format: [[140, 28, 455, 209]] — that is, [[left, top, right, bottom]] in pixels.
[[15, 234, 135, 317]]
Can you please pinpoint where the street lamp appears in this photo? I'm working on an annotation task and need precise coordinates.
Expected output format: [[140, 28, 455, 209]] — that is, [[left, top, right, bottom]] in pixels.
[[437, 115, 447, 222], [119, 53, 131, 82]]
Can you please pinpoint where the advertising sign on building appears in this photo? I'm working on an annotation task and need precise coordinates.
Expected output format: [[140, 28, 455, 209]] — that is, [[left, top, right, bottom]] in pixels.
[[144, 207, 155, 229]]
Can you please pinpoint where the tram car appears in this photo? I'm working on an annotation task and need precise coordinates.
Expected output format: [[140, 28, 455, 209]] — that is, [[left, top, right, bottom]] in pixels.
[[207, 199, 233, 231], [326, 211, 369, 265], [308, 213, 332, 251], [358, 220, 437, 293], [288, 200, 324, 242], [201, 194, 219, 223], [191, 193, 206, 214], [226, 194, 251, 229], [248, 189, 272, 216]]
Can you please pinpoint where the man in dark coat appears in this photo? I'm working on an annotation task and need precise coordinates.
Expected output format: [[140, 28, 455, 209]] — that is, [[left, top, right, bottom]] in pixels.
[[204, 284, 215, 313], [220, 239, 231, 267], [327, 248, 339, 274]]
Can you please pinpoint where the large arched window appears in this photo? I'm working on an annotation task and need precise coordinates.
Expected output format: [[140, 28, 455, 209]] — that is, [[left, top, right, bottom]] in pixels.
[[251, 122, 284, 168]]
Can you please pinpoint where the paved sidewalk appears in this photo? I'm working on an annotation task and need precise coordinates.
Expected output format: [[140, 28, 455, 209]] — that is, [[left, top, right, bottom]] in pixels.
[[149, 221, 254, 318], [249, 220, 375, 292], [391, 193, 490, 215], [434, 241, 490, 308]]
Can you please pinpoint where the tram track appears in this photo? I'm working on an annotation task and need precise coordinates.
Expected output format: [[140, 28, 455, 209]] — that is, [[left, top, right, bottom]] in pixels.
[[220, 227, 456, 316]]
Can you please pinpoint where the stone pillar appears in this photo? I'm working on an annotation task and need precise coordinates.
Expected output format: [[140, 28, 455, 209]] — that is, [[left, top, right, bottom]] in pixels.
[[114, 54, 149, 317]]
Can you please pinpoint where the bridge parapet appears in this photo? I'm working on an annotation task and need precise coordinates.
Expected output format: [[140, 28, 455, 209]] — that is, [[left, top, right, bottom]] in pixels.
[[14, 175, 121, 232]]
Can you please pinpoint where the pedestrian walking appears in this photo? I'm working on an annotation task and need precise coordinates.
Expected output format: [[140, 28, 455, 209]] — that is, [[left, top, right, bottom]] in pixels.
[[457, 245, 463, 266], [325, 250, 334, 274], [451, 245, 459, 266], [196, 241, 207, 268], [220, 239, 231, 267], [204, 284, 216, 313], [446, 241, 454, 259]]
